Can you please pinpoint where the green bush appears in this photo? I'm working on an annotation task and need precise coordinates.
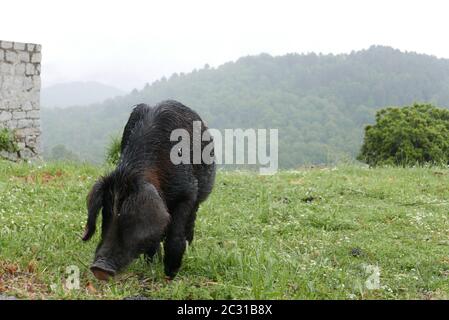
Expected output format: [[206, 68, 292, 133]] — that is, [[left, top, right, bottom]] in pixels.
[[105, 135, 121, 165], [0, 128, 19, 154], [358, 103, 449, 166]]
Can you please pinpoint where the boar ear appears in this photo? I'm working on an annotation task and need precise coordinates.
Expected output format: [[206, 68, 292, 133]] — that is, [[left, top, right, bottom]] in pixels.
[[82, 179, 105, 241], [139, 182, 170, 235]]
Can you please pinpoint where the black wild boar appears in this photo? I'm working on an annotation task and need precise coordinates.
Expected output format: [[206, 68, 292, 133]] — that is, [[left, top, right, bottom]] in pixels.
[[82, 100, 216, 280]]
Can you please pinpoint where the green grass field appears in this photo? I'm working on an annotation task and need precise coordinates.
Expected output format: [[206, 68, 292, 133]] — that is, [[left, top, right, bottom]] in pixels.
[[1, 160, 449, 299]]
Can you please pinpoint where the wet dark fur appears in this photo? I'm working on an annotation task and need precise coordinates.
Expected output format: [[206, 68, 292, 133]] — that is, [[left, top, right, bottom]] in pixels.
[[83, 100, 216, 278]]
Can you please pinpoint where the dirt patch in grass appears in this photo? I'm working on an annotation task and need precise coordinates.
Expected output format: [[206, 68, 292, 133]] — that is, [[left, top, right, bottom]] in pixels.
[[290, 179, 304, 185], [0, 260, 49, 299], [9, 170, 64, 185], [419, 289, 448, 300]]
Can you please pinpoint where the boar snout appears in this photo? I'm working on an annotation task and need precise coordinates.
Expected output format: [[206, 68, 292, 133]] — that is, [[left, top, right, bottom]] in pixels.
[[90, 258, 116, 281]]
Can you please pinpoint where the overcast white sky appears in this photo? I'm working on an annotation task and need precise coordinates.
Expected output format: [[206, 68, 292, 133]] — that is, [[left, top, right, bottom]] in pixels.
[[2, 0, 449, 91]]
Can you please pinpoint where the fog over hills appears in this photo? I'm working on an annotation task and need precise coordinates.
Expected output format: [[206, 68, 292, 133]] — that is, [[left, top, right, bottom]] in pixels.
[[41, 46, 449, 167], [41, 81, 126, 108]]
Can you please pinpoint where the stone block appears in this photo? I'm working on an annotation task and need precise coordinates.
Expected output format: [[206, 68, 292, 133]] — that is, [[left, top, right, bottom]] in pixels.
[[14, 42, 26, 50], [10, 101, 21, 110], [0, 41, 13, 49], [32, 76, 41, 87], [23, 77, 33, 90], [0, 111, 12, 121], [1, 75, 14, 89], [19, 148, 35, 159], [17, 119, 33, 128], [12, 111, 26, 119], [32, 119, 41, 128], [22, 101, 33, 111], [25, 63, 35, 75], [25, 134, 36, 146], [18, 51, 30, 62], [0, 63, 12, 75], [13, 77, 24, 89], [6, 119, 18, 129], [23, 76, 33, 90], [27, 110, 39, 119], [0, 150, 19, 161], [15, 63, 26, 74], [5, 51, 18, 63], [15, 127, 39, 138], [31, 53, 41, 63]]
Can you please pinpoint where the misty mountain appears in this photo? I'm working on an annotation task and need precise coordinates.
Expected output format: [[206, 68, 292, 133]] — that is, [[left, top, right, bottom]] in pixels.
[[41, 81, 126, 108], [41, 46, 449, 167]]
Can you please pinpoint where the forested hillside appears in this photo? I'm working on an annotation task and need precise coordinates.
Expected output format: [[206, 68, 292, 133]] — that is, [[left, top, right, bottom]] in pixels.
[[41, 46, 449, 167]]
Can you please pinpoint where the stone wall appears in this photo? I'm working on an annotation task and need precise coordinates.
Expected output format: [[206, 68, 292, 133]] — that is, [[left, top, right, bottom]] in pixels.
[[0, 40, 42, 161]]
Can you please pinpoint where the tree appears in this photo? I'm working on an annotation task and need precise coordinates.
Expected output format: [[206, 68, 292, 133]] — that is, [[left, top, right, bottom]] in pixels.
[[49, 144, 80, 162], [358, 104, 449, 166]]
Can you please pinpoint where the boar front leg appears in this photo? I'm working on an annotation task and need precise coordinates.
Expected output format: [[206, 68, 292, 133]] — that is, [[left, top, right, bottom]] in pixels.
[[163, 199, 195, 279]]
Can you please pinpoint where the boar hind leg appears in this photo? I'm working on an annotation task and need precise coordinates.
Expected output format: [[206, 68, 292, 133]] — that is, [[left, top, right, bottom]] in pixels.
[[185, 203, 199, 244], [144, 242, 161, 263], [164, 200, 194, 279]]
